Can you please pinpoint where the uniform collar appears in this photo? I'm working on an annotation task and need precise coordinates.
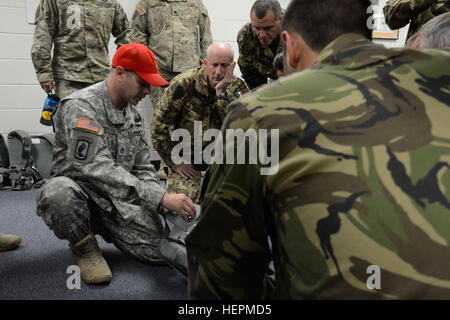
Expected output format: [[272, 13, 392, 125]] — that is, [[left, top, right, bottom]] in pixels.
[[100, 80, 132, 126], [313, 33, 402, 69]]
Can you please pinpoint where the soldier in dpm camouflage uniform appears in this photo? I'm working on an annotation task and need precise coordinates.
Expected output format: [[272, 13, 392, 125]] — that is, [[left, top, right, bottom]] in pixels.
[[384, 0, 449, 42], [151, 43, 248, 203], [186, 0, 450, 299], [130, 0, 213, 109], [36, 43, 196, 285], [237, 0, 283, 90], [31, 0, 130, 99]]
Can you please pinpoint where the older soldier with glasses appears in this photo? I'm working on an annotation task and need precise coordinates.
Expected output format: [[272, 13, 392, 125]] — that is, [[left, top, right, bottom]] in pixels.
[[151, 42, 248, 205]]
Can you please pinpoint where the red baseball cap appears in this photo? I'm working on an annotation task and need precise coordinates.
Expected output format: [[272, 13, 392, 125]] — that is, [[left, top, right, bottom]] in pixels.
[[112, 42, 169, 87]]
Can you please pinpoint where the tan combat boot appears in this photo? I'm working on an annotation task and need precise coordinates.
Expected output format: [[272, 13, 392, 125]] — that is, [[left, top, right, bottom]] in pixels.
[[0, 232, 21, 251], [70, 233, 112, 285]]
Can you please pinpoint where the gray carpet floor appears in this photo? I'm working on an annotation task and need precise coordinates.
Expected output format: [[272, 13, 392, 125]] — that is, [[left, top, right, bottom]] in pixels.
[[0, 189, 187, 300]]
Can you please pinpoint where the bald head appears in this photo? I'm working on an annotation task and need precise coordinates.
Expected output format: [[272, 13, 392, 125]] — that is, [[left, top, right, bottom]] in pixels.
[[204, 42, 236, 89], [206, 42, 234, 62]]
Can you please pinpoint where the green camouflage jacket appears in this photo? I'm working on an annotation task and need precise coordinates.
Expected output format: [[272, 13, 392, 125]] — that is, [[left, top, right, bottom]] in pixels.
[[384, 0, 450, 39], [130, 0, 212, 73], [186, 33, 450, 299], [151, 66, 248, 170], [237, 23, 282, 90], [51, 81, 165, 224], [31, 0, 130, 84]]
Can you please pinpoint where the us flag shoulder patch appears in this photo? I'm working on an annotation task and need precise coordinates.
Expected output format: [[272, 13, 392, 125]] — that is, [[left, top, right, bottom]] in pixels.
[[76, 118, 100, 133]]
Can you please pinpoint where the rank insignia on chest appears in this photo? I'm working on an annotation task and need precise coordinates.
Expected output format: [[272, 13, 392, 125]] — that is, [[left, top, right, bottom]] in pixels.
[[136, 2, 145, 15], [76, 118, 100, 133]]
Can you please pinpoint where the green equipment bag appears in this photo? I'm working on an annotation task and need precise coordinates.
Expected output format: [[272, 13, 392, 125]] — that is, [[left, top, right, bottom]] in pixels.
[[0, 134, 9, 168], [30, 133, 55, 179], [159, 204, 201, 278], [2, 130, 42, 190], [0, 134, 10, 187]]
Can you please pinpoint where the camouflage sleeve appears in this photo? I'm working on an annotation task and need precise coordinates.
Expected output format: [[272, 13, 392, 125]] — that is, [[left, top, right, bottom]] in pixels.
[[415, 0, 450, 25], [198, 3, 213, 62], [186, 103, 273, 299], [237, 26, 268, 90], [112, 2, 131, 47], [31, 0, 57, 84], [56, 100, 165, 212], [151, 79, 188, 170], [132, 139, 166, 211], [34, 0, 44, 22], [130, 1, 150, 46], [130, 117, 162, 194], [383, 0, 436, 29]]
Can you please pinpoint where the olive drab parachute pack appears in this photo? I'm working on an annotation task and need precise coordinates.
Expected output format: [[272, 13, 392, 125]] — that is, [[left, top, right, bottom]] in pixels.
[[0, 134, 10, 187], [159, 204, 201, 278], [0, 130, 54, 190], [30, 133, 55, 179]]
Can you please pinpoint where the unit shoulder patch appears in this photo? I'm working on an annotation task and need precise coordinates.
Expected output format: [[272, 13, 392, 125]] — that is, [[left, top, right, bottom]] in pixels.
[[69, 128, 100, 165]]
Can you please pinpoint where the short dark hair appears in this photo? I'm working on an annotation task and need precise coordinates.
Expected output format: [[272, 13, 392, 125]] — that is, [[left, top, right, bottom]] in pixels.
[[281, 0, 372, 52], [273, 52, 284, 72], [251, 0, 282, 20]]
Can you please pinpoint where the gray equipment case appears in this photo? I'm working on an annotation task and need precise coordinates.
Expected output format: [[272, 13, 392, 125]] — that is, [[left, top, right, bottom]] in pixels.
[[159, 204, 201, 277]]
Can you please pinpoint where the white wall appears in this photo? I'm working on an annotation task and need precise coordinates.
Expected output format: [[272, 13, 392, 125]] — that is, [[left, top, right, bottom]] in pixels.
[[0, 0, 407, 136]]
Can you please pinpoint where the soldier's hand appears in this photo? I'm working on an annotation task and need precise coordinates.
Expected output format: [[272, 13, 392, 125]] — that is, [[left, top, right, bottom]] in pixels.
[[174, 163, 198, 180], [40, 81, 55, 94], [215, 62, 236, 96], [160, 193, 197, 221]]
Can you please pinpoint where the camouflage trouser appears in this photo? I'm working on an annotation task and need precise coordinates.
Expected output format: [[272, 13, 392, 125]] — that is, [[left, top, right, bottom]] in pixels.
[[36, 176, 166, 264], [166, 168, 202, 204], [149, 69, 179, 109], [55, 79, 93, 99]]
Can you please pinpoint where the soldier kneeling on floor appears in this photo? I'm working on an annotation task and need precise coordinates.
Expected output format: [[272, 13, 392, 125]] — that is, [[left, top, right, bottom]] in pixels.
[[36, 43, 196, 285]]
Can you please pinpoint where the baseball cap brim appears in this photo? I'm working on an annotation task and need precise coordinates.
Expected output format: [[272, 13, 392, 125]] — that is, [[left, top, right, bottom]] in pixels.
[[136, 71, 169, 87]]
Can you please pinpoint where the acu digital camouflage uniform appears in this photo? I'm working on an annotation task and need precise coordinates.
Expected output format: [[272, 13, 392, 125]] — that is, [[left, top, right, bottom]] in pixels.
[[186, 33, 450, 299], [31, 0, 130, 98], [384, 0, 450, 41], [130, 0, 213, 108], [36, 81, 167, 264], [237, 23, 282, 90], [151, 66, 248, 203]]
